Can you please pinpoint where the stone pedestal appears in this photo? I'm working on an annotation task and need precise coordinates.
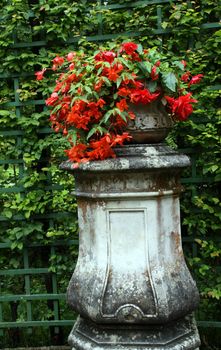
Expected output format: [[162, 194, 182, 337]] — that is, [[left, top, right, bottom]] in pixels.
[[61, 144, 201, 350]]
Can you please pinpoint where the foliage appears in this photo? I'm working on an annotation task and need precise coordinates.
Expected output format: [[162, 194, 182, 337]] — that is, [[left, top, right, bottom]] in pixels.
[[41, 41, 202, 163], [0, 0, 220, 347]]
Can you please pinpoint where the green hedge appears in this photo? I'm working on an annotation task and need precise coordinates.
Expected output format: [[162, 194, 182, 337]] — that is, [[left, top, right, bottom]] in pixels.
[[0, 0, 220, 348]]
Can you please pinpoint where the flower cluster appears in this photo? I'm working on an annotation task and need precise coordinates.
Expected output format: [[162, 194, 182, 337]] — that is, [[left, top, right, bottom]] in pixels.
[[36, 42, 203, 164]]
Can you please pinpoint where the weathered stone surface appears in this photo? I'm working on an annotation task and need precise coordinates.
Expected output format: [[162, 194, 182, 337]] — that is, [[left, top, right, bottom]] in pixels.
[[68, 315, 201, 350], [125, 101, 173, 143], [66, 195, 199, 324], [60, 144, 190, 173], [61, 144, 200, 349]]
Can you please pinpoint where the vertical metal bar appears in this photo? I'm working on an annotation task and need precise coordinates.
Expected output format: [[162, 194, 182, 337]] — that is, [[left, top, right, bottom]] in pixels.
[[192, 242, 198, 258], [51, 246, 59, 334], [157, 6, 163, 48], [187, 0, 194, 49], [14, 78, 24, 181], [191, 154, 197, 178], [190, 152, 198, 258], [191, 154, 197, 198], [0, 280, 3, 336], [23, 248, 32, 334], [157, 6, 162, 30], [98, 0, 103, 36]]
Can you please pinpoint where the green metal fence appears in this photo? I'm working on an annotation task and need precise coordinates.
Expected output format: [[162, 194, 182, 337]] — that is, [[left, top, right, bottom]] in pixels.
[[0, 0, 220, 347], [0, 241, 77, 331]]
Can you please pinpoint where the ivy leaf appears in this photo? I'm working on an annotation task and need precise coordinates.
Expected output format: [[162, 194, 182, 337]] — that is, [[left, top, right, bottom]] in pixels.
[[0, 110, 11, 116], [161, 21, 168, 29], [162, 72, 178, 92], [3, 209, 13, 218]]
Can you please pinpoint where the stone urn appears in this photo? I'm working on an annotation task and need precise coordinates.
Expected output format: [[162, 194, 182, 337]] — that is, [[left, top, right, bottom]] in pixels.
[[127, 99, 173, 143], [60, 101, 200, 350]]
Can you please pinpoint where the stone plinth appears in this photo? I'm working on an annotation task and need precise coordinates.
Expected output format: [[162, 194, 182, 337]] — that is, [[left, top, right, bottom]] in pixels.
[[61, 144, 201, 350]]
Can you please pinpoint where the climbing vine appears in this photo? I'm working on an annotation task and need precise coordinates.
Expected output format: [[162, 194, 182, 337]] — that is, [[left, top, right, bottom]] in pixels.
[[0, 0, 220, 348]]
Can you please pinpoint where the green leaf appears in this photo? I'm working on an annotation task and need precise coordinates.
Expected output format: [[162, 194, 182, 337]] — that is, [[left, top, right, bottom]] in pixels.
[[87, 126, 98, 140], [102, 109, 114, 123], [85, 86, 92, 94], [161, 21, 168, 29], [173, 60, 185, 70], [3, 209, 13, 218], [102, 77, 111, 86], [147, 81, 158, 92], [116, 78, 122, 88], [138, 61, 152, 75], [0, 110, 11, 116], [136, 44, 143, 54], [162, 72, 178, 92]]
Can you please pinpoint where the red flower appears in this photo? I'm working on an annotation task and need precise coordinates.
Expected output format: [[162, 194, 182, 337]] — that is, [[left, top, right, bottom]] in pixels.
[[117, 87, 131, 97], [65, 143, 88, 163], [107, 68, 119, 82], [45, 92, 59, 106], [116, 99, 128, 112], [130, 52, 142, 62], [67, 111, 90, 130], [53, 82, 62, 92], [111, 114, 127, 128], [121, 42, 138, 55], [94, 51, 116, 63], [67, 52, 76, 61], [94, 52, 103, 61], [52, 56, 65, 70], [102, 51, 116, 63], [128, 111, 136, 120], [66, 73, 79, 83], [96, 98, 106, 108], [151, 66, 159, 81], [69, 63, 75, 70], [181, 71, 191, 82], [72, 100, 86, 112], [35, 68, 46, 81], [94, 80, 103, 92], [111, 132, 132, 146], [87, 135, 116, 161], [189, 74, 203, 86], [133, 80, 144, 89], [51, 121, 62, 133], [165, 93, 198, 121], [130, 89, 160, 104], [181, 60, 187, 68], [86, 102, 102, 121]]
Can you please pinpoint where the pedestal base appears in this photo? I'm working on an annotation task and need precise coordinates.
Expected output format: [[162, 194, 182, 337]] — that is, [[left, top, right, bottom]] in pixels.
[[68, 315, 200, 350]]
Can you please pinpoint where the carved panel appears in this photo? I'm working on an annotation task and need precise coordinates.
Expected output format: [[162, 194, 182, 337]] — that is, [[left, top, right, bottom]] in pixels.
[[101, 209, 157, 321]]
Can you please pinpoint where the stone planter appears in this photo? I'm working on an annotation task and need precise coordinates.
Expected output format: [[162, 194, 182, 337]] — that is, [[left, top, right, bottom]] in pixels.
[[61, 144, 201, 350], [127, 99, 173, 143]]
